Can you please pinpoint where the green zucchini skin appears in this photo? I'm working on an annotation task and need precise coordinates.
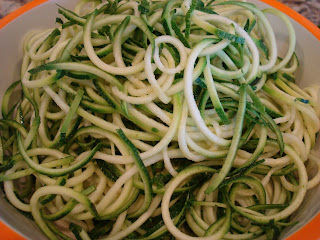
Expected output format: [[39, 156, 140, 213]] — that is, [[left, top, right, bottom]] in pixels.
[[0, 1, 318, 240]]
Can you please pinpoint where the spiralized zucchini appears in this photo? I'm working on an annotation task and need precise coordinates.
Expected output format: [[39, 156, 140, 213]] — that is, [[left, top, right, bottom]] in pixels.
[[1, 0, 320, 239]]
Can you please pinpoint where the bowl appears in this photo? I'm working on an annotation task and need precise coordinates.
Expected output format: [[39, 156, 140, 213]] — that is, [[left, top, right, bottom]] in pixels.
[[0, 0, 320, 239]]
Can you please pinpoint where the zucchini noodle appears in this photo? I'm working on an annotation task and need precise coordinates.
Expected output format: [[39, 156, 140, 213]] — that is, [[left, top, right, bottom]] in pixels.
[[0, 0, 320, 239]]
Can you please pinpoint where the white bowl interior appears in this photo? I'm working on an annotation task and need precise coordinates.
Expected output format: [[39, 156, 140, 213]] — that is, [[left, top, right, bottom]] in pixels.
[[0, 0, 319, 239]]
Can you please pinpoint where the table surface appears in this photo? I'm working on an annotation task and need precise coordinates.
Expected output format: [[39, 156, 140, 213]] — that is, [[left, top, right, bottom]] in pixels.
[[0, 0, 320, 25]]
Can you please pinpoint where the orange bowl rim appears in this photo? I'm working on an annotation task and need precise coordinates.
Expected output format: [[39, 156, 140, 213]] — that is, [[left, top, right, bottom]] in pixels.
[[0, 0, 320, 239]]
